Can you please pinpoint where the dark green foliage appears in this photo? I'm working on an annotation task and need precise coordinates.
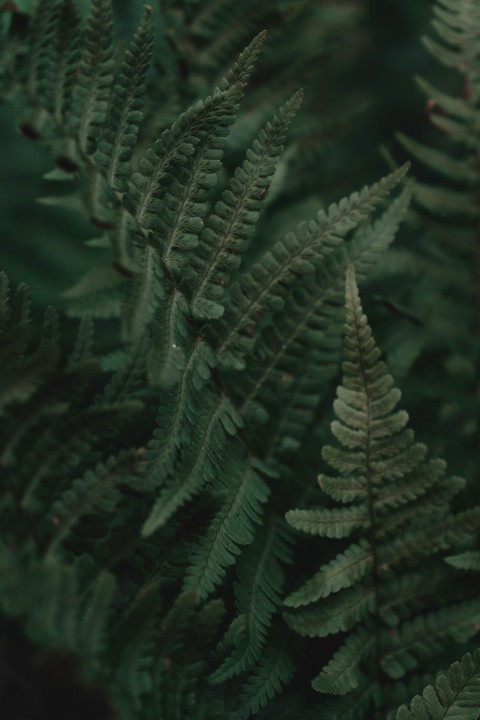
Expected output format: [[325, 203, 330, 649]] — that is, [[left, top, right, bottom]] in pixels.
[[397, 649, 480, 720], [0, 1, 479, 720], [285, 267, 480, 716]]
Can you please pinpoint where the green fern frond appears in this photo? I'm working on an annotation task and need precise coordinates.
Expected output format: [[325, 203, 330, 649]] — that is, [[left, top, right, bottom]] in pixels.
[[189, 89, 303, 320], [396, 649, 480, 720], [312, 628, 374, 695], [70, 0, 114, 156], [96, 7, 154, 192], [284, 583, 375, 638], [284, 265, 479, 710], [381, 602, 480, 680], [141, 391, 242, 535], [51, 0, 81, 126], [183, 452, 270, 600], [47, 451, 141, 553], [229, 637, 296, 720], [210, 517, 293, 683], [122, 36, 263, 346], [286, 506, 370, 538], [232, 184, 413, 446], [215, 164, 409, 370], [284, 540, 373, 608]]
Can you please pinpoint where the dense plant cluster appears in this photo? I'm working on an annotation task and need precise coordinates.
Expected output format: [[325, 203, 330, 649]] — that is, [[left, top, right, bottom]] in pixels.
[[0, 1, 479, 719]]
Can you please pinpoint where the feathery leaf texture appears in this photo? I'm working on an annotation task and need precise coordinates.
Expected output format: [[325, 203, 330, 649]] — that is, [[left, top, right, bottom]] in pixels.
[[285, 266, 480, 710], [3, 2, 471, 719], [215, 164, 410, 370], [397, 649, 480, 720], [189, 89, 303, 320]]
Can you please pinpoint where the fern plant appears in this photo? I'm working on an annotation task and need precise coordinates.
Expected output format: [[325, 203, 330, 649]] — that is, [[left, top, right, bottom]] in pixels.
[[393, 0, 480, 483], [1, 2, 479, 720], [285, 266, 480, 718]]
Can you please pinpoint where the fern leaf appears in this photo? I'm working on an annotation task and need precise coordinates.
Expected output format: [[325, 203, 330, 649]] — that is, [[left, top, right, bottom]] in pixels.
[[396, 133, 477, 183], [210, 518, 292, 683], [51, 0, 81, 126], [285, 506, 369, 538], [26, 0, 60, 115], [284, 584, 375, 638], [216, 29, 267, 90], [48, 451, 140, 552], [183, 453, 270, 600], [71, 0, 114, 156], [414, 75, 474, 121], [284, 540, 373, 608], [143, 340, 217, 484], [127, 32, 263, 237], [232, 186, 412, 456], [312, 628, 374, 695], [68, 314, 94, 367], [20, 400, 142, 514], [80, 571, 116, 659], [396, 649, 480, 720], [229, 638, 296, 720], [382, 602, 480, 680], [216, 165, 409, 369], [285, 264, 477, 706], [96, 7, 154, 191], [146, 286, 189, 389], [414, 183, 477, 218], [190, 89, 303, 320], [63, 265, 125, 320], [122, 83, 242, 344], [141, 392, 241, 535]]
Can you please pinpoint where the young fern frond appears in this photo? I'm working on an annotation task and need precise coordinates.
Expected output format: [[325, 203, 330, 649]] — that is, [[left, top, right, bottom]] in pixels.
[[285, 266, 480, 715]]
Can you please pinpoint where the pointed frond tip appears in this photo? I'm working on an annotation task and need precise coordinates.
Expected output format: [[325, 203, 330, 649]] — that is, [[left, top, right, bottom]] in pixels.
[[217, 30, 268, 91]]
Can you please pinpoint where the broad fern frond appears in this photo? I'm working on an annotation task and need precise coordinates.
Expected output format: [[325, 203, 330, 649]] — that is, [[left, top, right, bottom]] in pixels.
[[285, 266, 480, 714]]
